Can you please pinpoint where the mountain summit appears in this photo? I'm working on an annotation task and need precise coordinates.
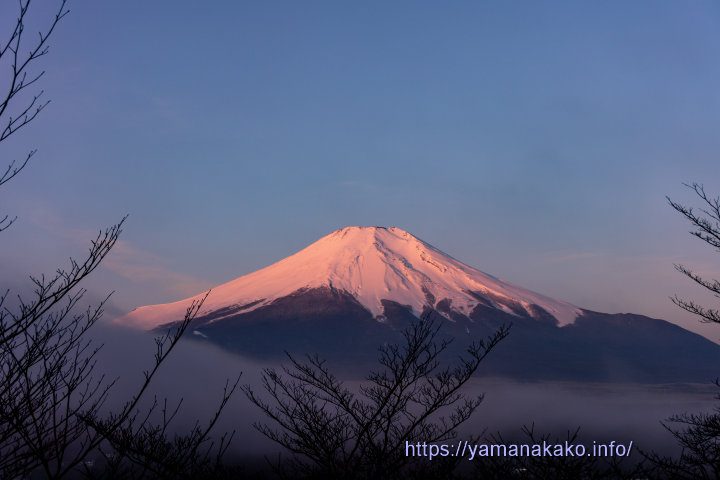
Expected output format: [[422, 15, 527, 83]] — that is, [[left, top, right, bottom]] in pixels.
[[117, 226, 720, 383], [119, 226, 579, 329]]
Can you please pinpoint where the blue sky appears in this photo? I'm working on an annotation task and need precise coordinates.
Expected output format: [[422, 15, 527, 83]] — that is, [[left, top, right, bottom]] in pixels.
[[2, 1, 720, 339]]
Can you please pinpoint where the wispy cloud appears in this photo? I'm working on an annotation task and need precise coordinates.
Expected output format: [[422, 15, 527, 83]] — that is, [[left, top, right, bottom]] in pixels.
[[102, 241, 213, 298], [29, 208, 213, 298]]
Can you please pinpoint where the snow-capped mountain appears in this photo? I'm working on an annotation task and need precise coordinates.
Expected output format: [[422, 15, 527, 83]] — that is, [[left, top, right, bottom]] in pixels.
[[119, 226, 580, 329], [116, 226, 720, 383]]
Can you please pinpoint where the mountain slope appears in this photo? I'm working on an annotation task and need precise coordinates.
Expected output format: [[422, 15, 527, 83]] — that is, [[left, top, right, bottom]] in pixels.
[[116, 226, 720, 383], [119, 226, 580, 329]]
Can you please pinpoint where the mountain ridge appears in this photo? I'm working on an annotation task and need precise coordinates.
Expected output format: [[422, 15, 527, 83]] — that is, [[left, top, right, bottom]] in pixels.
[[118, 226, 580, 329], [115, 226, 720, 383]]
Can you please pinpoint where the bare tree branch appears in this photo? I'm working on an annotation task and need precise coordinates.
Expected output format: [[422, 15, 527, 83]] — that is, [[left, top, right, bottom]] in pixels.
[[667, 184, 720, 325], [244, 311, 509, 479], [0, 0, 68, 230], [0, 3, 239, 477]]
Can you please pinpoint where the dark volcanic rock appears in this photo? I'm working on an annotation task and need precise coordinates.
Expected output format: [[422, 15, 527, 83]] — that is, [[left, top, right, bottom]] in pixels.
[[170, 287, 720, 383], [181, 287, 391, 364]]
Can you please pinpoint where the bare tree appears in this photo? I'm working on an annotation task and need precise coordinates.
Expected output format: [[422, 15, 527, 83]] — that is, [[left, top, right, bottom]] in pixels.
[[646, 183, 720, 478], [0, 0, 67, 231], [667, 182, 720, 324], [81, 375, 239, 480], [648, 410, 720, 480], [243, 312, 509, 480], [0, 2, 237, 478], [0, 289, 235, 479]]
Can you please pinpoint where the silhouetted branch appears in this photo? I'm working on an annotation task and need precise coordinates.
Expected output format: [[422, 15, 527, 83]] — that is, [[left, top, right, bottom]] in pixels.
[[244, 311, 508, 479], [651, 183, 720, 478], [0, 0, 68, 230], [667, 183, 720, 325]]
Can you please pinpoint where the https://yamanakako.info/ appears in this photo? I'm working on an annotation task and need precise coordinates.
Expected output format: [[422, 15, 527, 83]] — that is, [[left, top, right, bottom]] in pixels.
[[405, 440, 633, 461]]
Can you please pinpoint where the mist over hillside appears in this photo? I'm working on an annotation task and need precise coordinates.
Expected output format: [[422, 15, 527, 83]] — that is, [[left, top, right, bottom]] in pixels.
[[94, 321, 718, 460]]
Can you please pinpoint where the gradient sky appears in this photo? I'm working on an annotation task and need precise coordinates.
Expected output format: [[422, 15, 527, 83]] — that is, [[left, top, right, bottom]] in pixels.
[[2, 1, 720, 340]]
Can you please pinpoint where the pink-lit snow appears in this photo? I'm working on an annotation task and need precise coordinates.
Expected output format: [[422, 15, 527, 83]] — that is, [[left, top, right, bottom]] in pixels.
[[116, 226, 581, 329]]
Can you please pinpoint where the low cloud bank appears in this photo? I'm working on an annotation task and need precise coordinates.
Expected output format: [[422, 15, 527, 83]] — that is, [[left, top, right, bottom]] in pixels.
[[90, 323, 717, 460]]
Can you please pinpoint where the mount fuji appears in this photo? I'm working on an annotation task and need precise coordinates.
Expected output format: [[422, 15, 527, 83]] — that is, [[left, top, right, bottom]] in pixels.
[[117, 226, 720, 383]]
